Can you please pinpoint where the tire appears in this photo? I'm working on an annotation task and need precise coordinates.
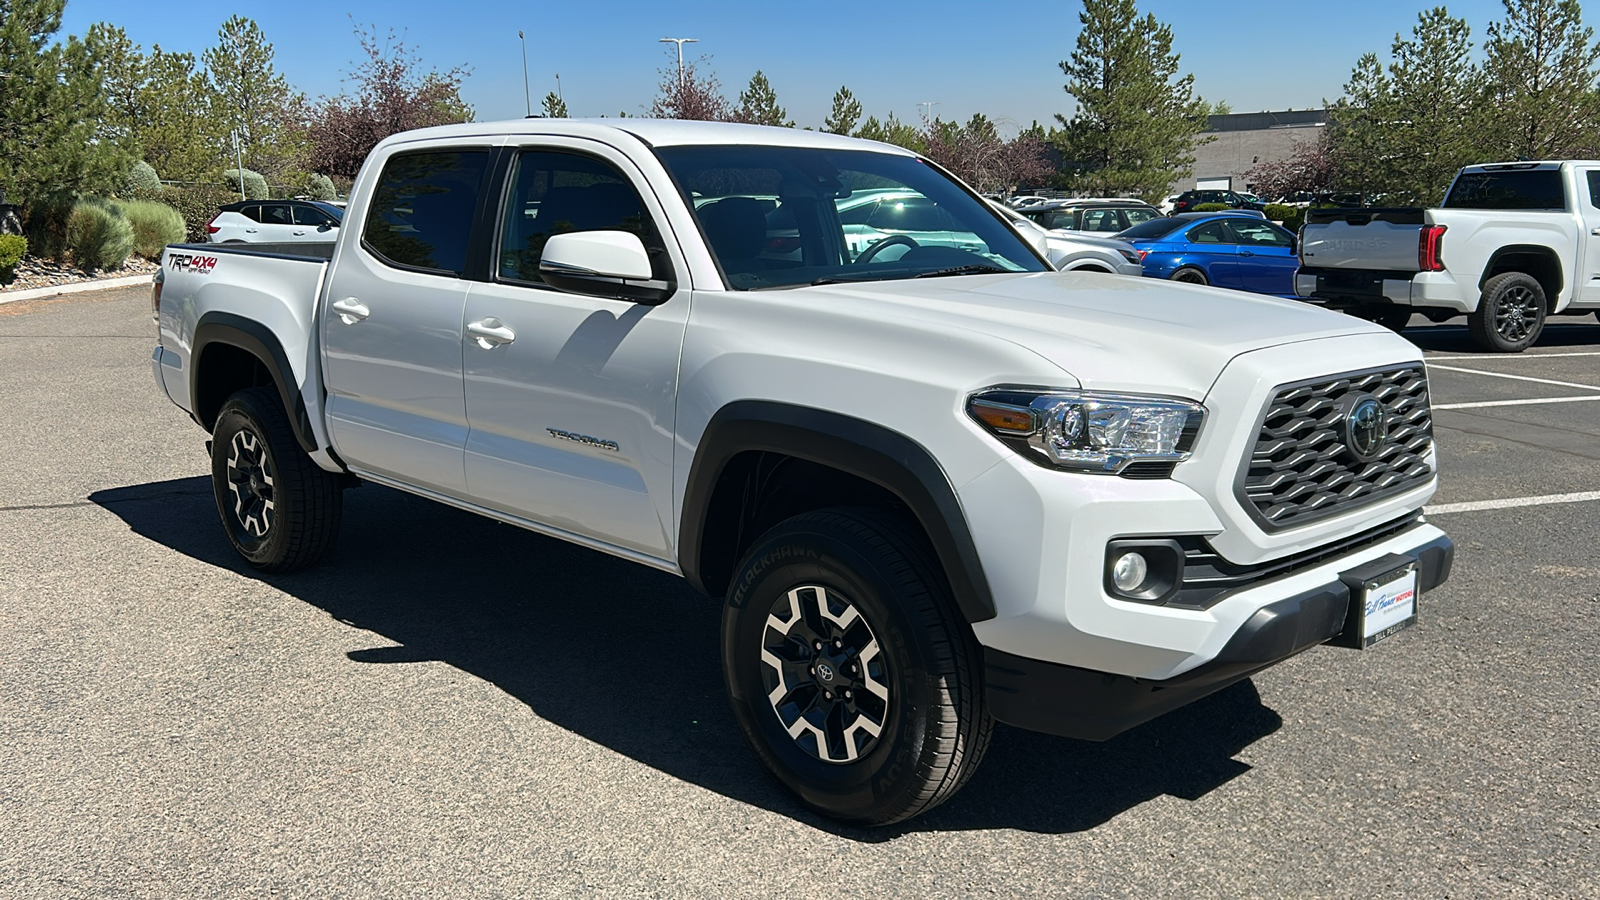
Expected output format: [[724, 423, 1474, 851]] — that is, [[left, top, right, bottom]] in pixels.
[[1170, 266, 1208, 286], [210, 386, 342, 572], [1468, 272, 1545, 352], [722, 509, 992, 826]]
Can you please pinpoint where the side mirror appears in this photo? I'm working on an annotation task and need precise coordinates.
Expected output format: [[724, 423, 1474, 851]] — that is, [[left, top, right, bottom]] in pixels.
[[318, 223, 335, 232], [539, 230, 674, 305]]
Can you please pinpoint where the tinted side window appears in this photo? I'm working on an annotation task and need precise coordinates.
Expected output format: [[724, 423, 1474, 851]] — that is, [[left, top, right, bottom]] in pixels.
[[1122, 208, 1158, 227], [1187, 222, 1231, 243], [292, 205, 332, 226], [260, 204, 292, 225], [238, 204, 262, 222], [1228, 219, 1293, 247], [1443, 170, 1566, 210], [1081, 208, 1122, 232], [363, 150, 490, 275], [497, 149, 664, 285], [1587, 171, 1600, 209]]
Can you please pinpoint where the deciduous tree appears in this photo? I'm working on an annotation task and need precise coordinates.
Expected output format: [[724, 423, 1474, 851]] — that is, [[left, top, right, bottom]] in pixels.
[[648, 58, 732, 121]]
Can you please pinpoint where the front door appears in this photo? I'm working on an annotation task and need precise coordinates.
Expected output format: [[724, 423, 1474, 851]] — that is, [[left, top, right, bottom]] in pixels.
[[1182, 220, 1241, 288], [1227, 218, 1300, 296], [321, 144, 493, 497], [461, 143, 689, 559]]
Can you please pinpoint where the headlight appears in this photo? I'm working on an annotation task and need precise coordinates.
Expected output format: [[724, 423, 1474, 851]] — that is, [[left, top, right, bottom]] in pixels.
[[968, 388, 1205, 474]]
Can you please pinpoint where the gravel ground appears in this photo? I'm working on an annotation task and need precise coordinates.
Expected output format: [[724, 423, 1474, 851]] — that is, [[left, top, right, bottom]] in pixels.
[[1, 256, 160, 294], [1, 287, 1596, 898]]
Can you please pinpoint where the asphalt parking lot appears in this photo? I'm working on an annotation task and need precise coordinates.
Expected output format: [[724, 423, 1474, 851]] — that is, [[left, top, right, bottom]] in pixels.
[[2, 287, 1596, 898]]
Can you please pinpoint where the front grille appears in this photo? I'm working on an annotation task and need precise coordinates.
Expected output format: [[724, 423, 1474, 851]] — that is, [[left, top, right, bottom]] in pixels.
[[1241, 366, 1433, 530]]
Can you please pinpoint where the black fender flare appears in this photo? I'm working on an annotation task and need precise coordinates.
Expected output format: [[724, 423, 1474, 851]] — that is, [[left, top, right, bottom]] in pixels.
[[191, 311, 319, 455], [1478, 244, 1564, 304], [679, 400, 997, 623]]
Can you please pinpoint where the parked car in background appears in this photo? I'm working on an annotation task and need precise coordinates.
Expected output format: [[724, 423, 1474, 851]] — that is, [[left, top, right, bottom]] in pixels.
[[1120, 211, 1300, 297], [1169, 190, 1267, 215], [207, 200, 344, 244], [990, 201, 1143, 275], [1006, 195, 1048, 209], [1020, 199, 1162, 234], [1296, 160, 1600, 351]]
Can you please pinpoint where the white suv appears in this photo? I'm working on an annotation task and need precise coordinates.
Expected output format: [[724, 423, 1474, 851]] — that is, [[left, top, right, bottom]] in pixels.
[[206, 199, 343, 244]]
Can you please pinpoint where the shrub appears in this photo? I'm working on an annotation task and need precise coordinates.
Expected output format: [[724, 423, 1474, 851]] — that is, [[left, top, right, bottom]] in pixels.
[[23, 192, 80, 262], [65, 198, 135, 271], [1278, 210, 1306, 235], [126, 162, 163, 200], [1263, 203, 1296, 223], [0, 234, 26, 285], [161, 184, 238, 243], [1192, 203, 1230, 212], [223, 168, 270, 200], [306, 173, 337, 201], [121, 199, 187, 259]]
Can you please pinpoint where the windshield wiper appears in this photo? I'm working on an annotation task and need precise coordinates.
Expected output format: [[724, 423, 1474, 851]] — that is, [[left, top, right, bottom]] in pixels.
[[911, 264, 1010, 279]]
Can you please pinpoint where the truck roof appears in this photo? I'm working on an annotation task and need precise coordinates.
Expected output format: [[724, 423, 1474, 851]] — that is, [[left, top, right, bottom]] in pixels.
[[373, 117, 918, 155], [1457, 160, 1600, 172]]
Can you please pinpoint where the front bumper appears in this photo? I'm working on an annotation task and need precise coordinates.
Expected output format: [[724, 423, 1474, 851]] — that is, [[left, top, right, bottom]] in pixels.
[[985, 530, 1453, 740]]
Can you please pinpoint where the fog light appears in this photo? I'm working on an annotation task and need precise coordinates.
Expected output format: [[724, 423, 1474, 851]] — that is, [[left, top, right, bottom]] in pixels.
[[1111, 552, 1148, 593]]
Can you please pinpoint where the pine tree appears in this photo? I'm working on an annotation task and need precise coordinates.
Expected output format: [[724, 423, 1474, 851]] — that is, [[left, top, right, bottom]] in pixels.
[[1054, 0, 1211, 200], [823, 86, 862, 135], [203, 16, 293, 174], [733, 71, 791, 127], [1481, 0, 1600, 159], [542, 92, 569, 118]]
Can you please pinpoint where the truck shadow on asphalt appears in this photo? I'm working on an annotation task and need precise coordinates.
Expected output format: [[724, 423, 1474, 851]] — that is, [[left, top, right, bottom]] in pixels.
[[1401, 319, 1600, 353], [92, 476, 1283, 838]]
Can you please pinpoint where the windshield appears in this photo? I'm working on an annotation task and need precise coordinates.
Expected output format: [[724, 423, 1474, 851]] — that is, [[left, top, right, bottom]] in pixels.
[[654, 145, 1049, 289], [1117, 217, 1187, 240]]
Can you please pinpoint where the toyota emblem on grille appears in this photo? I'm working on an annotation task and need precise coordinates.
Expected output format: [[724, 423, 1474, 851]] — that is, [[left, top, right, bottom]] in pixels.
[[1342, 395, 1387, 462]]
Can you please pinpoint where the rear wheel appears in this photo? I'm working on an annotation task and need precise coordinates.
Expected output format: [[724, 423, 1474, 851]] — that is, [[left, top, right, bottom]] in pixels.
[[1468, 272, 1545, 352], [722, 509, 991, 825], [1170, 266, 1208, 286], [210, 386, 343, 572]]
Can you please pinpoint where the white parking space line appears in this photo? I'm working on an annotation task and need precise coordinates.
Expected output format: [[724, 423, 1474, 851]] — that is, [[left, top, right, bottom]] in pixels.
[[1427, 490, 1600, 514], [1434, 395, 1600, 410], [1425, 351, 1600, 361], [1426, 364, 1600, 392]]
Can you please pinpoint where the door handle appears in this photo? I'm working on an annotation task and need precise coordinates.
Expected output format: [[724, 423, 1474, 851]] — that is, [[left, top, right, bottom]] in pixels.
[[1591, 228, 1600, 236], [330, 297, 370, 325], [245, 228, 258, 233], [467, 318, 516, 349], [1239, 250, 1256, 256]]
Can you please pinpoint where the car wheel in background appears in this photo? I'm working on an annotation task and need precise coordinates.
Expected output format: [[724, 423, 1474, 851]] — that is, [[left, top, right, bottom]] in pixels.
[[1469, 272, 1545, 353], [722, 508, 991, 826]]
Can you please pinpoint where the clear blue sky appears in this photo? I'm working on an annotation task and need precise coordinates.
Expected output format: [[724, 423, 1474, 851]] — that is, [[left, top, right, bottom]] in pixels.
[[60, 0, 1515, 133]]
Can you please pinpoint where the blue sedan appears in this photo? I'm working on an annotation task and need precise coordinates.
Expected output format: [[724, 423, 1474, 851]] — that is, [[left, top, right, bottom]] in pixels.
[[1118, 212, 1300, 298]]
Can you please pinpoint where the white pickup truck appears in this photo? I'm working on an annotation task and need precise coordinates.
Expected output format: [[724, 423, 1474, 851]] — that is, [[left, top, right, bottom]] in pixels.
[[1296, 160, 1600, 351], [151, 119, 1453, 825]]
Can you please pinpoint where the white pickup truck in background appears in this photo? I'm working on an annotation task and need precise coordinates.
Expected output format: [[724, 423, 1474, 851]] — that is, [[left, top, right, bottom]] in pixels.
[[1295, 160, 1600, 351]]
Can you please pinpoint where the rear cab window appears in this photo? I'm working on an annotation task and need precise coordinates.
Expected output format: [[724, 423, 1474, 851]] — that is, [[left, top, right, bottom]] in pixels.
[[362, 150, 490, 275], [1442, 168, 1567, 211]]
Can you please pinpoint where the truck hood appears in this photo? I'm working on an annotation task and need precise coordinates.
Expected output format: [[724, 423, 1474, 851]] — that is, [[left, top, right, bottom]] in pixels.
[[800, 271, 1389, 397]]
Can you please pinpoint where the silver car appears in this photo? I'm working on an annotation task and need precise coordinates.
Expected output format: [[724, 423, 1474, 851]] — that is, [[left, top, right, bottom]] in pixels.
[[990, 201, 1144, 275]]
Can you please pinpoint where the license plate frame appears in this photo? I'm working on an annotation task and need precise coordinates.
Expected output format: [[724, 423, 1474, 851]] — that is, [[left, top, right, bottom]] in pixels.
[[1332, 553, 1420, 649]]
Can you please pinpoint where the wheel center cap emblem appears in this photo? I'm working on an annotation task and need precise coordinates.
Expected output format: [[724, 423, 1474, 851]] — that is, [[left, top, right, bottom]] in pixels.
[[815, 662, 836, 683], [1342, 395, 1387, 462]]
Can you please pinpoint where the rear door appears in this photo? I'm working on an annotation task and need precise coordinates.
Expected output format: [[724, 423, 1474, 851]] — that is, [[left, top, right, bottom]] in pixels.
[[1182, 220, 1241, 287], [321, 143, 494, 497], [460, 141, 690, 558], [1580, 167, 1600, 307], [254, 203, 300, 242], [1227, 219, 1299, 295]]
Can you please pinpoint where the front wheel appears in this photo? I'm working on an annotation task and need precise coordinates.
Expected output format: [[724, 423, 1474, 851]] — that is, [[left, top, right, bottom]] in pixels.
[[210, 386, 343, 572], [1468, 272, 1545, 352], [722, 509, 991, 826]]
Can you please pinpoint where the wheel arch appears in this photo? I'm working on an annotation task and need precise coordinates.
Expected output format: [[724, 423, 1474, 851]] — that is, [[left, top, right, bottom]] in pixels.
[[1479, 244, 1564, 310], [680, 401, 997, 624], [191, 312, 318, 455]]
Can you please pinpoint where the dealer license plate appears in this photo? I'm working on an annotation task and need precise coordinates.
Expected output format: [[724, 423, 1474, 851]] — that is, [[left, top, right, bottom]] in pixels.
[[1353, 563, 1418, 648]]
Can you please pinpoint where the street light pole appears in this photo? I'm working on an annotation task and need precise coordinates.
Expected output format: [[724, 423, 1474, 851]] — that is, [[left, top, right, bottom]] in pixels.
[[519, 31, 531, 117], [231, 130, 244, 201], [658, 37, 698, 86], [919, 101, 940, 121]]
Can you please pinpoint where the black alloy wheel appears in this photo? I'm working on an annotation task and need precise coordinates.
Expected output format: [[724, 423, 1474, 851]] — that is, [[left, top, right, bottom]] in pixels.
[[1469, 271, 1546, 352], [723, 509, 991, 826], [210, 386, 343, 571], [1171, 267, 1208, 285]]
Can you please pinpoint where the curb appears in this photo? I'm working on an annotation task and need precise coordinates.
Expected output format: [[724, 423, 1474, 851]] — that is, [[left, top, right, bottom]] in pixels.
[[1, 273, 153, 305]]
